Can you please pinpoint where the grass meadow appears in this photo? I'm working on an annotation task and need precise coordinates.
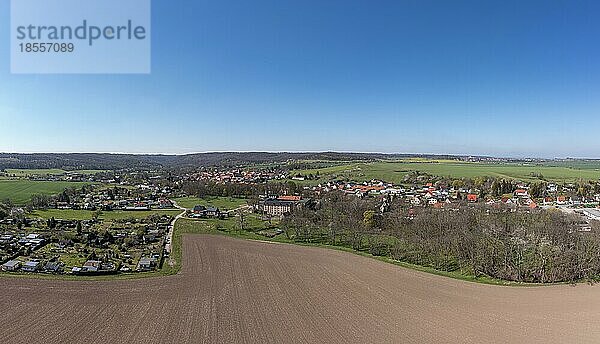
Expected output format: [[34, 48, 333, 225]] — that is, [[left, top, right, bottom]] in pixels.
[[0, 180, 90, 204], [290, 160, 600, 184], [4, 169, 106, 177]]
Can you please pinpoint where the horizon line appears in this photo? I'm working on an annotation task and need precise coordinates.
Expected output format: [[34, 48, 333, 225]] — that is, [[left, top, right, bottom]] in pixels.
[[1, 150, 598, 161]]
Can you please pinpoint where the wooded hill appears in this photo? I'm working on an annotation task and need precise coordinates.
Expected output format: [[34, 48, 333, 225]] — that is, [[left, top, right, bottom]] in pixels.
[[0, 152, 474, 170]]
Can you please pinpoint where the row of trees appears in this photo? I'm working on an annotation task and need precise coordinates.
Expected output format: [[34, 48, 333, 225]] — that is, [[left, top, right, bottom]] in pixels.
[[0, 199, 12, 220], [182, 180, 300, 198], [282, 192, 600, 283]]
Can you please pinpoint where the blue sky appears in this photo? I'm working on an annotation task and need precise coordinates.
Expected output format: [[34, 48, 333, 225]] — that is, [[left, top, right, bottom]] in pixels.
[[1, 0, 599, 157]]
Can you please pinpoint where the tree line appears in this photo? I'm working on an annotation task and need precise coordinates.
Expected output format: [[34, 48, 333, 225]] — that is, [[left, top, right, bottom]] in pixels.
[[281, 192, 600, 283], [182, 180, 299, 198]]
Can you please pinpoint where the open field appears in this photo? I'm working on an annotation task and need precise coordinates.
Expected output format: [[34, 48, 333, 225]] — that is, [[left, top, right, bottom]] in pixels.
[[3, 235, 600, 343], [291, 160, 600, 183], [545, 160, 600, 170], [172, 196, 248, 210], [30, 209, 182, 220], [0, 180, 89, 204], [4, 169, 106, 177], [4, 169, 66, 176], [166, 217, 279, 272]]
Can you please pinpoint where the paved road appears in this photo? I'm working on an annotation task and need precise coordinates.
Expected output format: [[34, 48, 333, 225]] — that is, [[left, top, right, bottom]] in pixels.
[[2, 235, 600, 343]]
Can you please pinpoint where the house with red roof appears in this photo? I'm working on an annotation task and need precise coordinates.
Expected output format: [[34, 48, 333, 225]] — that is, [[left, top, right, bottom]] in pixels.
[[467, 194, 478, 202], [515, 189, 528, 197]]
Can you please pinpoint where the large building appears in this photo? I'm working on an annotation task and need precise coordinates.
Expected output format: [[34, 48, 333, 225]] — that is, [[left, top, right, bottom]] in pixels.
[[261, 199, 296, 216], [259, 196, 303, 216]]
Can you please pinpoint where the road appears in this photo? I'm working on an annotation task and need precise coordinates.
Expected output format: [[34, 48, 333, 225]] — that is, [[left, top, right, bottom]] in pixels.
[[2, 235, 600, 343], [165, 200, 187, 266]]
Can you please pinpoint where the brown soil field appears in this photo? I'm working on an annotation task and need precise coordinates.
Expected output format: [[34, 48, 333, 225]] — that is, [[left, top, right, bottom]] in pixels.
[[2, 235, 600, 343]]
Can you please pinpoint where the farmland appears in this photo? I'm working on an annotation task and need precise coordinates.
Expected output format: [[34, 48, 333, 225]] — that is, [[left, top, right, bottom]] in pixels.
[[167, 217, 280, 272], [4, 169, 106, 177], [0, 180, 89, 204], [291, 160, 600, 184], [2, 234, 600, 343]]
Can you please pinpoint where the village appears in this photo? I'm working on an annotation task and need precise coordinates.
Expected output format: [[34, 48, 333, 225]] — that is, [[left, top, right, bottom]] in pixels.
[[184, 167, 288, 184], [3, 163, 600, 276], [297, 178, 600, 232]]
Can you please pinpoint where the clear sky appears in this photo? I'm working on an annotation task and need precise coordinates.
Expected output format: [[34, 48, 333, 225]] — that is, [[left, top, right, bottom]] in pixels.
[[1, 0, 599, 157]]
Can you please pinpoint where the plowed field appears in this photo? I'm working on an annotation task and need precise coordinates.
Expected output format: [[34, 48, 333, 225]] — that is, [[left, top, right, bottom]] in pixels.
[[2, 235, 600, 343]]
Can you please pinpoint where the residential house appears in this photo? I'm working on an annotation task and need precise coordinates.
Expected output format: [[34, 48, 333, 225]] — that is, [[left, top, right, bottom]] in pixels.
[[410, 197, 422, 206], [467, 194, 478, 202], [515, 189, 528, 197], [158, 198, 173, 208]]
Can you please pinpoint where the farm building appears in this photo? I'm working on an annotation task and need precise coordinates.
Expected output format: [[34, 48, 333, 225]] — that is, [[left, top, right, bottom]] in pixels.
[[191, 206, 222, 218], [193, 205, 206, 214]]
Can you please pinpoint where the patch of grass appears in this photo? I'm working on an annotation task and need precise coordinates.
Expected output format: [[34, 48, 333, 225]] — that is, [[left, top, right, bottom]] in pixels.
[[290, 160, 600, 184], [58, 253, 88, 268], [0, 180, 90, 204], [4, 169, 106, 177], [5, 169, 67, 176]]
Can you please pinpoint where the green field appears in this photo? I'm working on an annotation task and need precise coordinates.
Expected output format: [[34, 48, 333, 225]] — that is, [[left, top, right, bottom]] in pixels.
[[291, 160, 600, 184], [172, 196, 248, 210], [0, 180, 90, 204], [543, 160, 600, 170], [4, 169, 106, 177], [30, 209, 183, 220]]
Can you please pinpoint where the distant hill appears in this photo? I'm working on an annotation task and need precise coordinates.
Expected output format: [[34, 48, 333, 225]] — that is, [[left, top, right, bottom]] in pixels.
[[0, 152, 482, 170], [0, 153, 172, 170]]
